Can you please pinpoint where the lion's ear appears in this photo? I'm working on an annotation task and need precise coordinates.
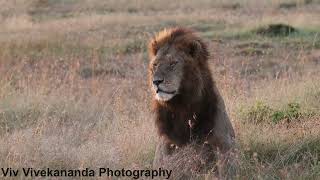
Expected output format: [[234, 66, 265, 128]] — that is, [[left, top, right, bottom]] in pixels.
[[149, 39, 158, 56], [188, 40, 209, 61], [188, 40, 202, 58]]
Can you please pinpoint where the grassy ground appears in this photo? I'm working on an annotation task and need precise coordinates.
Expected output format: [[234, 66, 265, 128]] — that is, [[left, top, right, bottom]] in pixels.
[[0, 0, 319, 179]]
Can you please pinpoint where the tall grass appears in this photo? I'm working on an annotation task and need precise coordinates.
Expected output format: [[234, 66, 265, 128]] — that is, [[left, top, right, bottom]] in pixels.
[[0, 0, 319, 179]]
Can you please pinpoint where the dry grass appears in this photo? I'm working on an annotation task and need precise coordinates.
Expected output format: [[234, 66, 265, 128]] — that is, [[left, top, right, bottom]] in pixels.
[[0, 0, 320, 179]]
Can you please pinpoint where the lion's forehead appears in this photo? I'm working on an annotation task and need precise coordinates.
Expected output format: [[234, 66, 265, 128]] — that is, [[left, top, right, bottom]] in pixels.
[[153, 44, 181, 59]]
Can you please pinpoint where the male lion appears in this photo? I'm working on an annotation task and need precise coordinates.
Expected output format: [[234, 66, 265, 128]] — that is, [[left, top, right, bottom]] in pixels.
[[148, 27, 235, 168]]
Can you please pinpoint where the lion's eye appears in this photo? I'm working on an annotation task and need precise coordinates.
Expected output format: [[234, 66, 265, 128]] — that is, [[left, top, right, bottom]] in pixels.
[[170, 61, 178, 67], [153, 63, 158, 68]]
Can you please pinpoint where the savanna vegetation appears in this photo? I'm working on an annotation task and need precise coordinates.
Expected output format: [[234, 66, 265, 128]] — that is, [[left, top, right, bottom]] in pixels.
[[0, 0, 319, 179]]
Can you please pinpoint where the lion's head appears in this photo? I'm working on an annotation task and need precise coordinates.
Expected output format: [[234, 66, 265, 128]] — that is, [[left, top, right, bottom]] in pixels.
[[148, 27, 209, 102]]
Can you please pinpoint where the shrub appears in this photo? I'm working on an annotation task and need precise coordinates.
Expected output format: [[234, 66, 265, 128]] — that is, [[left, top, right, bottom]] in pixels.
[[272, 102, 302, 123], [240, 101, 273, 124], [253, 24, 298, 37], [241, 102, 305, 124]]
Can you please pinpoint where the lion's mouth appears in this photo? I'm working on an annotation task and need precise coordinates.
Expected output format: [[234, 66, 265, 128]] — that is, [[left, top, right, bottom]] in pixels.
[[156, 88, 176, 94]]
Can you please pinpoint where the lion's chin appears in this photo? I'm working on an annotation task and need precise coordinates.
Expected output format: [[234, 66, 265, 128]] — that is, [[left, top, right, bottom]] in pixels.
[[155, 91, 175, 101]]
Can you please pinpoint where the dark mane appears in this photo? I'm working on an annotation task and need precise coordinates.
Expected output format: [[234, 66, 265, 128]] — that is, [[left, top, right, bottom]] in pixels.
[[149, 27, 219, 146], [148, 27, 209, 63]]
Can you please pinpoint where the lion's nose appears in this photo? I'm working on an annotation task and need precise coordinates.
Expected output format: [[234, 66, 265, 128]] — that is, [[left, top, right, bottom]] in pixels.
[[153, 78, 164, 86]]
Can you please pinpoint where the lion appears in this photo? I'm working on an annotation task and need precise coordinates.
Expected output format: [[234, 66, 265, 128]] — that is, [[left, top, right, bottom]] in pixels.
[[148, 27, 235, 169]]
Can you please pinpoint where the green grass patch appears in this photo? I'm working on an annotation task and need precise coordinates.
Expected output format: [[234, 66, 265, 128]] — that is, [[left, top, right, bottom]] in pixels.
[[240, 101, 273, 124], [215, 24, 320, 49], [240, 101, 315, 124]]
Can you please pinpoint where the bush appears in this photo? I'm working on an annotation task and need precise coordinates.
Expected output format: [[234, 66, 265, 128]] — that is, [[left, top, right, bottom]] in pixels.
[[240, 101, 273, 124], [241, 102, 305, 124], [253, 24, 298, 37]]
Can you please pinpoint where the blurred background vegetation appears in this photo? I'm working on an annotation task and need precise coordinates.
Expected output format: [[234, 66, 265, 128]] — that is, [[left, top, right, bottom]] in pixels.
[[0, 0, 319, 179]]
